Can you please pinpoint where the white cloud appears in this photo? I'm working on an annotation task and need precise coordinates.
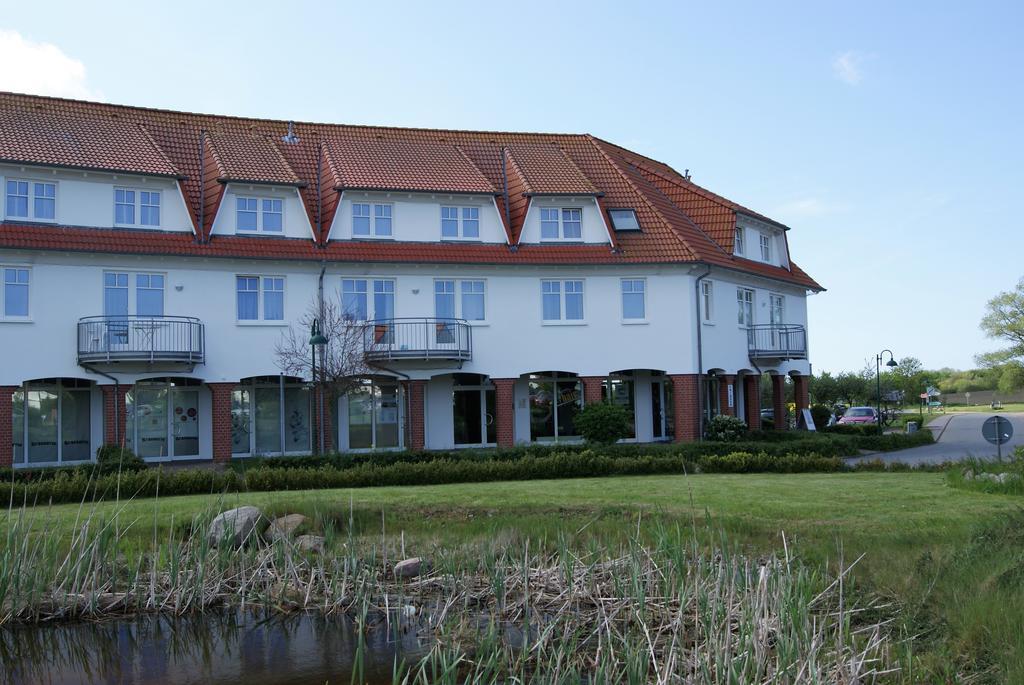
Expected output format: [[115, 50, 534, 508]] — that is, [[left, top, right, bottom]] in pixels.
[[832, 51, 867, 85], [0, 30, 101, 99]]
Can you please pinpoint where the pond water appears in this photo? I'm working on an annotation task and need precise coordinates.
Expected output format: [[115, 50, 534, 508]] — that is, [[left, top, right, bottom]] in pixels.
[[0, 610, 431, 685]]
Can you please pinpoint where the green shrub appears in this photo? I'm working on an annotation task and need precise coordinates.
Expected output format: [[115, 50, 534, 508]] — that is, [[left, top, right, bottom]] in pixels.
[[573, 403, 632, 444], [810, 404, 832, 431], [95, 445, 146, 473], [705, 415, 748, 442], [825, 424, 881, 437]]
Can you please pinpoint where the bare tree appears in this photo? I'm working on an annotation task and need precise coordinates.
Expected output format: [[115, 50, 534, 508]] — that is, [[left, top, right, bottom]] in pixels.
[[275, 297, 372, 454], [275, 297, 370, 398]]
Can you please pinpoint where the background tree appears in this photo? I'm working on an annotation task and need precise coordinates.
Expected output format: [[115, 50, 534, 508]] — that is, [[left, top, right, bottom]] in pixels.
[[809, 371, 840, 407], [978, 277, 1024, 367]]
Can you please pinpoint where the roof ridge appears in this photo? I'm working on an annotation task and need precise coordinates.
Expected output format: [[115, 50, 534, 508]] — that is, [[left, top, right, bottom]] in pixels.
[[138, 124, 182, 177], [0, 90, 596, 140], [584, 135, 696, 257], [202, 131, 228, 178], [503, 147, 534, 193]]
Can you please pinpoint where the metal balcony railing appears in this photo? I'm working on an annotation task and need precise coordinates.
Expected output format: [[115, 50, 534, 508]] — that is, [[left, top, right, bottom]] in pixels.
[[747, 324, 807, 360], [77, 315, 205, 365], [363, 318, 472, 362]]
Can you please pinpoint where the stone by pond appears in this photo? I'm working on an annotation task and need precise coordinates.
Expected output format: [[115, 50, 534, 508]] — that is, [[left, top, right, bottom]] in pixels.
[[207, 506, 265, 548]]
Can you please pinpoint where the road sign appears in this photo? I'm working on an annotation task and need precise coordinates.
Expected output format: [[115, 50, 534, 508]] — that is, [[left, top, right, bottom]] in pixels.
[[983, 415, 1014, 459]]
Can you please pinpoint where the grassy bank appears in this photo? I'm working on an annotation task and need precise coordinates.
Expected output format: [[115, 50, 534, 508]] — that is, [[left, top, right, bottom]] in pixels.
[[3, 471, 1020, 681]]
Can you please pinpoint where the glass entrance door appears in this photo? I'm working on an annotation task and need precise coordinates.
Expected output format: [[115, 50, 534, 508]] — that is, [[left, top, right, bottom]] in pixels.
[[453, 379, 496, 447], [345, 380, 403, 451], [528, 374, 582, 442], [129, 381, 201, 460]]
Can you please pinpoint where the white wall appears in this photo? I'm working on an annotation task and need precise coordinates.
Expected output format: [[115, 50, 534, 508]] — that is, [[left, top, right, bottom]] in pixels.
[[328, 191, 506, 243], [699, 267, 811, 377], [210, 183, 313, 239], [517, 196, 610, 244], [0, 251, 818, 388], [0, 163, 193, 232]]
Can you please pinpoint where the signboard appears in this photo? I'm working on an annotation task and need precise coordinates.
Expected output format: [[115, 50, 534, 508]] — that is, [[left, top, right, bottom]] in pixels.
[[983, 415, 1014, 458], [727, 385, 735, 409], [797, 408, 816, 432]]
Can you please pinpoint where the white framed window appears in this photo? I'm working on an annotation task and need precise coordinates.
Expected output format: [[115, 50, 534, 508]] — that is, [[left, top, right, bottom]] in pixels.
[[352, 202, 393, 238], [737, 287, 754, 327], [540, 207, 583, 241], [701, 280, 714, 322], [114, 188, 162, 227], [236, 275, 285, 322], [6, 180, 55, 221], [103, 271, 165, 318], [341, 278, 395, 321], [2, 266, 30, 319], [734, 227, 745, 255], [434, 279, 487, 321], [236, 197, 284, 233], [759, 232, 772, 262], [440, 206, 480, 239], [541, 279, 584, 322], [621, 278, 646, 321]]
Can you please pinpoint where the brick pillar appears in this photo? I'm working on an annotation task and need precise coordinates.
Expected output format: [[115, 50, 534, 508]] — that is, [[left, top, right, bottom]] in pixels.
[[794, 375, 809, 410], [208, 383, 235, 463], [718, 375, 735, 417], [743, 375, 761, 430], [0, 386, 16, 468], [102, 384, 131, 448], [407, 380, 426, 451], [307, 386, 335, 455], [493, 378, 516, 448], [670, 374, 700, 442], [772, 375, 786, 430], [580, 376, 605, 404]]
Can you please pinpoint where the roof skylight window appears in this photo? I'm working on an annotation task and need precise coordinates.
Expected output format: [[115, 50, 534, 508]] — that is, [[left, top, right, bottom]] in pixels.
[[608, 208, 640, 231]]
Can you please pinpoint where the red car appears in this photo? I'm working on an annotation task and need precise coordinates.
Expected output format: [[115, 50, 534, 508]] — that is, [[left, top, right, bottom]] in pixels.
[[837, 406, 877, 425]]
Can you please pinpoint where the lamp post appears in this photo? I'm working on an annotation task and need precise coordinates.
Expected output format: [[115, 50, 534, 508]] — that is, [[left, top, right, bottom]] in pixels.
[[876, 349, 898, 431], [309, 319, 329, 454]]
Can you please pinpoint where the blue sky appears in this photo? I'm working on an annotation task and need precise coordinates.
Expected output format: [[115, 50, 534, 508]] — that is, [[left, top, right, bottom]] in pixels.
[[2, 1, 1021, 373]]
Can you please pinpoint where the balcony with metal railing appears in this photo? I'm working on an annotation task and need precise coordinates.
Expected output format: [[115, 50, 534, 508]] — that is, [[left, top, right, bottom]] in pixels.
[[77, 315, 205, 365], [747, 324, 807, 360], [362, 318, 472, 362]]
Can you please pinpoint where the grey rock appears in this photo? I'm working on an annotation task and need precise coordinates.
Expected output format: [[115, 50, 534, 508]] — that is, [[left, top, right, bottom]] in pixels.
[[394, 557, 431, 579], [267, 514, 307, 542], [208, 506, 264, 548], [962, 469, 975, 481], [295, 534, 325, 554]]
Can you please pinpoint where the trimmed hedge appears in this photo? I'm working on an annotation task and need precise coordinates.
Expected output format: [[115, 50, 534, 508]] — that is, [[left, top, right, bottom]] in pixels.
[[0, 447, 947, 507]]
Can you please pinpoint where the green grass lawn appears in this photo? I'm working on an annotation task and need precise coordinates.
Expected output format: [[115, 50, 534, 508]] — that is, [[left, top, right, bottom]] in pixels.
[[942, 402, 1024, 413], [4, 471, 1022, 681]]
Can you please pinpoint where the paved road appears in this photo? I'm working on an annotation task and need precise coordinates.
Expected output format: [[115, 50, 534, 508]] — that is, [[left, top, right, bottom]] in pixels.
[[850, 412, 1024, 465]]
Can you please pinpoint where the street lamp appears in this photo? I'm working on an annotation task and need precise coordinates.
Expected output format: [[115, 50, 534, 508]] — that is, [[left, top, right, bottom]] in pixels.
[[876, 349, 898, 431], [309, 319, 329, 454]]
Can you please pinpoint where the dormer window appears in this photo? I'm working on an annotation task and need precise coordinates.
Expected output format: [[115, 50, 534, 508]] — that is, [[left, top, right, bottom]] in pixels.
[[759, 232, 772, 262], [734, 227, 745, 255], [441, 206, 480, 240], [540, 208, 582, 241], [608, 209, 640, 231], [114, 188, 161, 227], [352, 202, 392, 238], [6, 180, 55, 221], [236, 197, 283, 233]]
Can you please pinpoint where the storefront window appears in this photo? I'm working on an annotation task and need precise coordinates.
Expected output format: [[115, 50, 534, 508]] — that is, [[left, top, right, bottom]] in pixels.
[[231, 389, 251, 454], [232, 378, 311, 457], [127, 379, 200, 460], [603, 376, 636, 440], [11, 380, 93, 466]]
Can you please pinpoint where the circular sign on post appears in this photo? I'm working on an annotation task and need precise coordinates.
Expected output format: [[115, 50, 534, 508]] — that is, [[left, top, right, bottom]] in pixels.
[[983, 415, 1014, 446]]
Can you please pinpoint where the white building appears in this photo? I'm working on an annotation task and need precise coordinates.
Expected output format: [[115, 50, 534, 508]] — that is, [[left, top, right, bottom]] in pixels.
[[0, 93, 822, 467]]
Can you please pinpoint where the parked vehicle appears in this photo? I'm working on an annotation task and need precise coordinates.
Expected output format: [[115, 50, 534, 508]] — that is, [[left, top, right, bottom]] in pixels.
[[837, 406, 877, 425]]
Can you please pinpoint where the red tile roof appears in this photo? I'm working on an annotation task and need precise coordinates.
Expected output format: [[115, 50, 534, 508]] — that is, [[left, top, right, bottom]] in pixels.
[[0, 92, 822, 291], [324, 138, 496, 194], [504, 144, 598, 195], [205, 132, 302, 186]]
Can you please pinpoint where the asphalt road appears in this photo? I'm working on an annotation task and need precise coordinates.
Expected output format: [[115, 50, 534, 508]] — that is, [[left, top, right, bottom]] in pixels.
[[852, 412, 1024, 465]]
